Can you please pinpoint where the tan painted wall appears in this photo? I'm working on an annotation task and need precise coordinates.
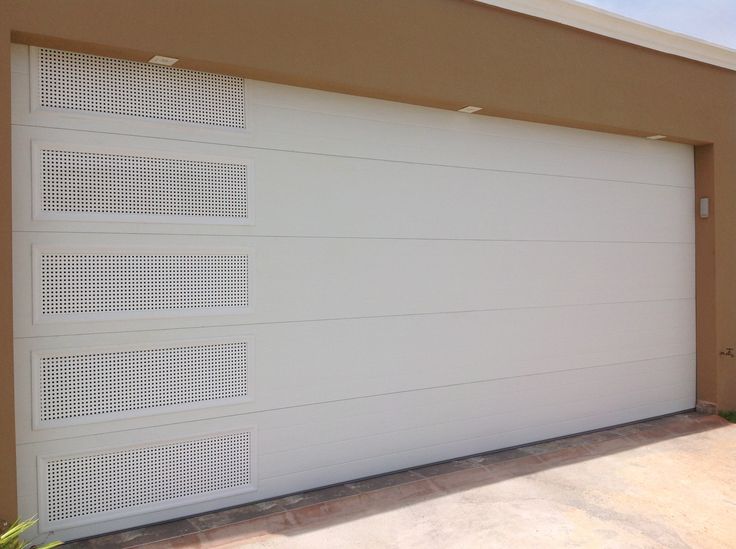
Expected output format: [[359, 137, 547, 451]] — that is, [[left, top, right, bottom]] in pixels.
[[1, 0, 734, 521], [0, 10, 16, 524]]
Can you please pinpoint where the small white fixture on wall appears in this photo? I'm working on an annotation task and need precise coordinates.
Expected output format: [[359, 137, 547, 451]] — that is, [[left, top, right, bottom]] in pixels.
[[700, 197, 710, 219], [458, 106, 483, 113], [148, 55, 179, 66]]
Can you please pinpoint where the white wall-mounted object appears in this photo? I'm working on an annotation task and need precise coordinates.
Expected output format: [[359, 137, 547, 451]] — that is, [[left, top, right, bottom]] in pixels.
[[148, 55, 179, 66], [700, 197, 710, 219]]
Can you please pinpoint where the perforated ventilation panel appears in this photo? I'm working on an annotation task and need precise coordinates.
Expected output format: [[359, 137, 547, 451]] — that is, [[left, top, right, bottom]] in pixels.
[[37, 251, 249, 320], [42, 431, 253, 527], [36, 340, 249, 427], [37, 48, 246, 128], [39, 147, 249, 223]]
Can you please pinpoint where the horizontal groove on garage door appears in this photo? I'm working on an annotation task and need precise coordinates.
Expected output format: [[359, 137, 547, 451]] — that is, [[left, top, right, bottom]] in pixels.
[[37, 48, 246, 128]]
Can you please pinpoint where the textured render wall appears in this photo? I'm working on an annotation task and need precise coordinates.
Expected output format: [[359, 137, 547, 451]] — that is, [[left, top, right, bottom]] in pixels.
[[1, 0, 735, 520], [0, 4, 17, 523]]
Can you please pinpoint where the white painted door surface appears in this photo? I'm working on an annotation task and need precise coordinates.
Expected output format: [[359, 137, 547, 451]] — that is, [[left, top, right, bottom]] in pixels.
[[11, 45, 695, 541]]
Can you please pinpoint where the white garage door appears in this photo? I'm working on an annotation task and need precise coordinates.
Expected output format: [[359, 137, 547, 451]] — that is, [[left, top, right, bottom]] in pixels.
[[11, 45, 695, 541]]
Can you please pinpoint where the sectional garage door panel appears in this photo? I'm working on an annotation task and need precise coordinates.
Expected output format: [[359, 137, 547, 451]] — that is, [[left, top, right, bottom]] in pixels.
[[17, 353, 693, 538], [11, 44, 695, 541], [245, 80, 695, 189], [12, 232, 693, 338], [15, 299, 694, 443], [13, 125, 693, 243], [13, 53, 692, 189], [13, 45, 691, 188]]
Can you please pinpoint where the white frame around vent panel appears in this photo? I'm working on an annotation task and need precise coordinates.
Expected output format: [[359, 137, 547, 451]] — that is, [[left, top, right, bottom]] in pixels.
[[37, 428, 256, 532], [32, 246, 252, 323], [31, 335, 254, 429], [31, 141, 254, 225], [29, 47, 249, 131]]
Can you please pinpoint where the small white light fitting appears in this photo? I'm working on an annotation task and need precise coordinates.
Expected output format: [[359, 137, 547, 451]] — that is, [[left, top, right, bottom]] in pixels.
[[148, 55, 179, 66], [700, 197, 710, 219], [646, 134, 667, 140], [458, 106, 482, 113]]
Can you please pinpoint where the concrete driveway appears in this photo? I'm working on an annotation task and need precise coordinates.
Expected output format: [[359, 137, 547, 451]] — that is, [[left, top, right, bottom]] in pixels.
[[69, 413, 736, 548]]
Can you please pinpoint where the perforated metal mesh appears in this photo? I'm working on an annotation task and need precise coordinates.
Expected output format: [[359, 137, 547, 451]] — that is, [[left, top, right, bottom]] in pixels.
[[40, 148, 249, 221], [38, 48, 246, 128], [38, 341, 249, 424], [39, 253, 249, 317], [44, 431, 252, 524]]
